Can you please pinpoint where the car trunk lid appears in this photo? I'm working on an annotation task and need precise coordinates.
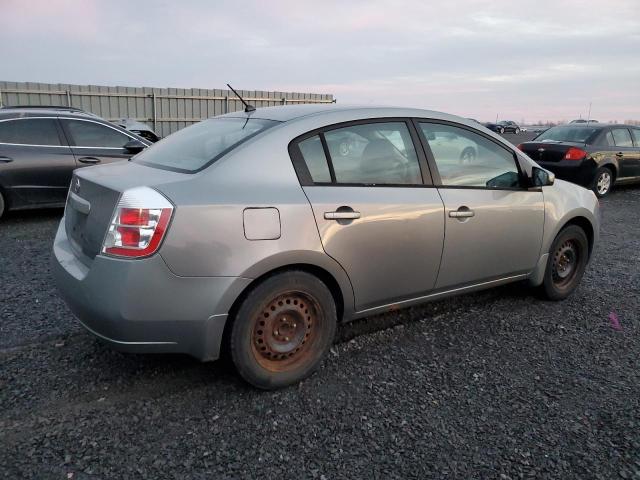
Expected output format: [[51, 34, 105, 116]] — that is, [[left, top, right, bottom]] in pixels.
[[519, 141, 586, 163], [64, 162, 189, 265]]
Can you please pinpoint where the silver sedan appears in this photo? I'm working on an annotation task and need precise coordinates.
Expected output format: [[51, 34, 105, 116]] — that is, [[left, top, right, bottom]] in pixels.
[[53, 105, 600, 389]]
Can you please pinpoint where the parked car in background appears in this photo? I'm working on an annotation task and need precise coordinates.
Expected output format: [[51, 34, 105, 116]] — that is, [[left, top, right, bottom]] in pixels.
[[53, 104, 600, 390], [115, 118, 161, 143], [570, 119, 598, 124], [0, 106, 150, 218], [518, 123, 640, 196], [485, 120, 521, 134]]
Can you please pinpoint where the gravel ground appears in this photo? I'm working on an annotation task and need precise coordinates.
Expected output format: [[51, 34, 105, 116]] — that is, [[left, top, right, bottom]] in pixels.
[[1, 184, 639, 479]]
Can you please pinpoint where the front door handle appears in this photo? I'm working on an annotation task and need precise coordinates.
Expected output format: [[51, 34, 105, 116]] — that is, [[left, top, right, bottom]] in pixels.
[[615, 152, 624, 158], [0, 156, 13, 163], [449, 207, 475, 219], [78, 157, 101, 164], [324, 211, 361, 220]]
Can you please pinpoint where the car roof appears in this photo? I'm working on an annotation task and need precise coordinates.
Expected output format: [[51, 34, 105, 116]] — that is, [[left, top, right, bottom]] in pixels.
[[548, 123, 635, 129], [218, 103, 477, 125], [0, 106, 101, 121]]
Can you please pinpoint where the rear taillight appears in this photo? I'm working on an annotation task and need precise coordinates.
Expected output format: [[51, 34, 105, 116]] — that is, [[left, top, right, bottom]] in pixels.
[[516, 143, 524, 151], [102, 187, 173, 258], [564, 147, 587, 161]]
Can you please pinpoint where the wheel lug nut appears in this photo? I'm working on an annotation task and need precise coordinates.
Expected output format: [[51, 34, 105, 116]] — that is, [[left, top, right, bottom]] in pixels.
[[285, 337, 290, 341]]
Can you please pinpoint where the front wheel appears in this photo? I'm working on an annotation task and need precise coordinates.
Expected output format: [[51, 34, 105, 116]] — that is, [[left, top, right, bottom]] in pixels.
[[229, 271, 337, 389], [499, 127, 505, 134], [515, 128, 520, 134], [593, 167, 613, 197], [541, 225, 589, 301]]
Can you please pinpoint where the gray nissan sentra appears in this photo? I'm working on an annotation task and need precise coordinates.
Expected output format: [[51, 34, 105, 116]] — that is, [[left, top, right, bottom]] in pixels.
[[53, 104, 600, 389]]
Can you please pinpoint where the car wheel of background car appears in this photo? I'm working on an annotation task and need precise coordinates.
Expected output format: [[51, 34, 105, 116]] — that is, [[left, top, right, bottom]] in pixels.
[[499, 127, 505, 134], [229, 270, 337, 389], [515, 128, 520, 134], [593, 167, 613, 197], [0, 191, 5, 219], [459, 147, 476, 165], [541, 225, 589, 301]]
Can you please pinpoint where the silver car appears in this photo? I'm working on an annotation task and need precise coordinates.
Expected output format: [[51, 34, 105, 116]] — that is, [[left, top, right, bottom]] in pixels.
[[53, 105, 600, 389]]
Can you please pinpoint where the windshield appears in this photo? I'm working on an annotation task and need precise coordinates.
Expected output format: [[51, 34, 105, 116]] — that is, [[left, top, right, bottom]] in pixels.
[[535, 126, 599, 143], [134, 117, 278, 173]]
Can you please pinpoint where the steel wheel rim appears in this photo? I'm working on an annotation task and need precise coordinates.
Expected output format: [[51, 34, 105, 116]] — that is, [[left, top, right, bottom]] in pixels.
[[251, 291, 320, 372], [552, 239, 579, 287], [596, 171, 611, 195]]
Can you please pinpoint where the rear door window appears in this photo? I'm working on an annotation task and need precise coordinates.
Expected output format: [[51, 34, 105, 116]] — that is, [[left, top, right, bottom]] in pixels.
[[611, 128, 633, 147], [632, 129, 640, 146], [322, 122, 422, 185], [63, 119, 131, 148], [0, 118, 62, 146]]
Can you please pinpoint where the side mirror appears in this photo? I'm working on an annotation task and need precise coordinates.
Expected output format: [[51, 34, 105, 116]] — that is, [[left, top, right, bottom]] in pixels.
[[531, 166, 555, 187], [124, 139, 147, 154]]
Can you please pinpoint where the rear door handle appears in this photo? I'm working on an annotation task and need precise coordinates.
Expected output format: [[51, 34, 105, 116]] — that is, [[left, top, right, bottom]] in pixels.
[[0, 156, 13, 163], [615, 152, 624, 157], [449, 208, 475, 219], [78, 157, 101, 164], [324, 211, 361, 220]]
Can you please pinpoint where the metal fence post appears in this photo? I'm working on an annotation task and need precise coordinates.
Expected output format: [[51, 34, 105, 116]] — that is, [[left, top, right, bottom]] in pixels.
[[282, 97, 287, 105], [66, 90, 72, 107], [151, 93, 157, 132]]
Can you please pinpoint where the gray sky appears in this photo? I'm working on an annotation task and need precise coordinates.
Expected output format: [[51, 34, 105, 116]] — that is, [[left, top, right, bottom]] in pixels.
[[2, 0, 639, 122]]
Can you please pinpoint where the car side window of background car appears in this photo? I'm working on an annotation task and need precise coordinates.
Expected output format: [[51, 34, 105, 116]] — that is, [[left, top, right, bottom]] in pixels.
[[420, 122, 520, 189], [0, 118, 62, 146], [632, 129, 640, 146], [64, 120, 130, 148], [322, 122, 422, 185], [297, 135, 332, 183], [611, 128, 633, 147], [604, 131, 615, 146]]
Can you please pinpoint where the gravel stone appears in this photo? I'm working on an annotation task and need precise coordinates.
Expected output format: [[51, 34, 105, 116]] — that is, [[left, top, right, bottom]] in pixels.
[[1, 186, 639, 479]]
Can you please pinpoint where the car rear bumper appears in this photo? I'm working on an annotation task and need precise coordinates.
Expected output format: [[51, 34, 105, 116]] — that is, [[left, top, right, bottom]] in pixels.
[[537, 159, 597, 188], [52, 220, 251, 361]]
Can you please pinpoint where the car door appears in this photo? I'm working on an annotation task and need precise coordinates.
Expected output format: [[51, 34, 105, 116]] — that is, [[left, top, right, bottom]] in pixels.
[[289, 119, 445, 312], [611, 127, 638, 178], [60, 118, 140, 167], [417, 120, 544, 289], [0, 117, 76, 206], [630, 128, 640, 178]]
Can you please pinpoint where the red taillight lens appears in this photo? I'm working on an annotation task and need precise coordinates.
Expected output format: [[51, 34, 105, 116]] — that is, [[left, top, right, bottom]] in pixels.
[[102, 187, 173, 258], [564, 147, 587, 161], [516, 143, 524, 151]]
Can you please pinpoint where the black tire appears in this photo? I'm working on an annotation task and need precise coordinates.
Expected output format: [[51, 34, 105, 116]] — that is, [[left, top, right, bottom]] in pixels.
[[229, 271, 337, 389], [592, 166, 613, 197], [499, 127, 505, 134], [0, 191, 4, 220], [459, 147, 476, 165], [515, 128, 520, 134], [541, 225, 589, 301]]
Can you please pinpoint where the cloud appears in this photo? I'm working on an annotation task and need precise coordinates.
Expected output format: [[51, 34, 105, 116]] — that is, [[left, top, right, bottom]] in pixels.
[[1, 0, 639, 121]]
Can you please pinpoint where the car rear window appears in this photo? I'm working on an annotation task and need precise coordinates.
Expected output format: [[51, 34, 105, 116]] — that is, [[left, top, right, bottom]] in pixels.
[[535, 126, 599, 143], [133, 117, 278, 173]]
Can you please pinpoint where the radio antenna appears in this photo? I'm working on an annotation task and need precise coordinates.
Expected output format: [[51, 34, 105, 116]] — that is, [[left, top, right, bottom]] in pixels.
[[227, 84, 256, 113]]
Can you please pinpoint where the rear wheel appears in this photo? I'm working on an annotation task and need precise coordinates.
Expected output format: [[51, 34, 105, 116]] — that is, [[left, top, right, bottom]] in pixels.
[[515, 127, 521, 134], [593, 167, 613, 197], [459, 147, 476, 165], [541, 225, 589, 301], [229, 271, 337, 389]]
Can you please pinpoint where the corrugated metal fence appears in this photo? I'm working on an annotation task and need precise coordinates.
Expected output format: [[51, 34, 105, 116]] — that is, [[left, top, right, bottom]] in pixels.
[[0, 81, 335, 137]]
